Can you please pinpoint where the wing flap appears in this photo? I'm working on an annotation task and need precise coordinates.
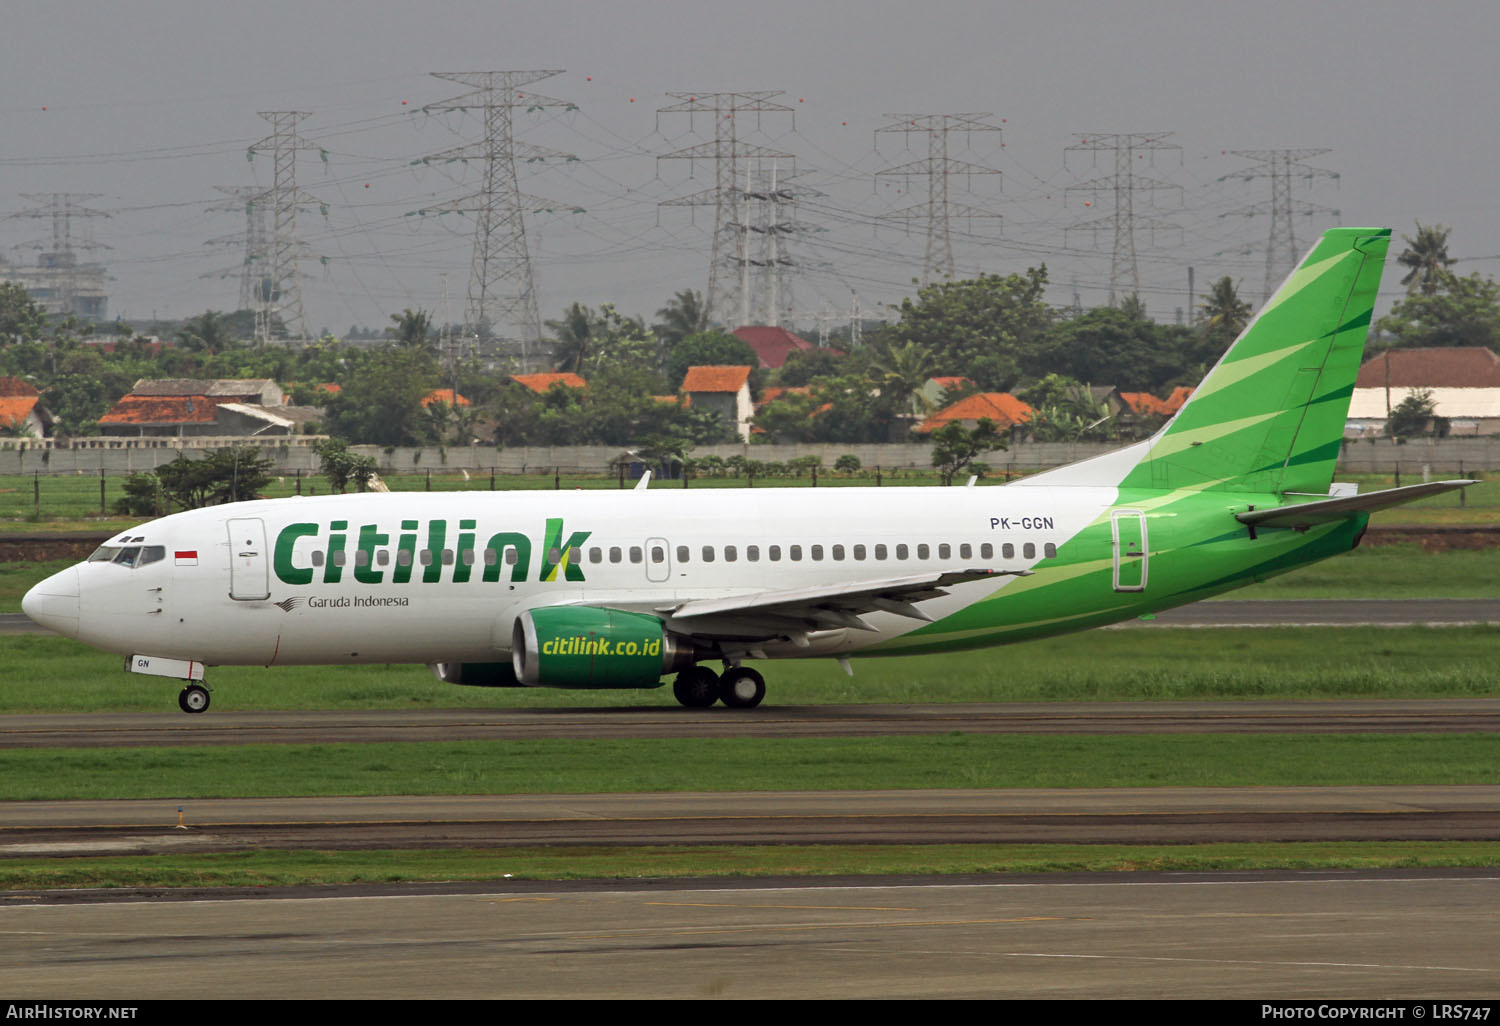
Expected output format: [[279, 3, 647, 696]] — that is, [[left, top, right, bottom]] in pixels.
[[660, 568, 1026, 640]]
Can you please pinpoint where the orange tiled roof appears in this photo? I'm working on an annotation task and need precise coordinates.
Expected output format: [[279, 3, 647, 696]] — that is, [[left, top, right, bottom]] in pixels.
[[681, 365, 752, 393], [1163, 386, 1194, 413], [420, 388, 471, 408], [512, 372, 587, 394], [0, 376, 39, 397], [927, 376, 973, 391], [1119, 391, 1173, 417], [756, 385, 811, 408], [916, 392, 1032, 433], [731, 326, 817, 369], [0, 396, 39, 428], [99, 395, 222, 425]]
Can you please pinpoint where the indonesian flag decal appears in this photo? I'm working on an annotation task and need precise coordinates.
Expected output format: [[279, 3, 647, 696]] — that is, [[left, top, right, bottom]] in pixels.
[[174, 550, 198, 566]]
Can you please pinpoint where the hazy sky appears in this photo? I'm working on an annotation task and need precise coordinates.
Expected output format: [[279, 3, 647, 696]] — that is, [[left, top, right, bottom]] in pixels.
[[4, 0, 1497, 338]]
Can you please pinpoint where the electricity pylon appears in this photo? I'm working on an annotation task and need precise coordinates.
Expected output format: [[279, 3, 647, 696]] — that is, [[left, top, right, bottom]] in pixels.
[[1065, 133, 1182, 306], [1222, 149, 1339, 303], [875, 113, 1004, 284], [248, 112, 327, 342], [415, 70, 579, 367]]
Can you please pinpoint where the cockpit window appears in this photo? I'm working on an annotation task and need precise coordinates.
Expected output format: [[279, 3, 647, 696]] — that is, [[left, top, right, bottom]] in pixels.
[[89, 544, 165, 568], [113, 547, 143, 568], [138, 546, 165, 567], [88, 546, 122, 563]]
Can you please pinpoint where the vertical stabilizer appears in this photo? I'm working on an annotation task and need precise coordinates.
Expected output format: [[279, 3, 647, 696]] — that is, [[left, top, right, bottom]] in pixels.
[[1117, 227, 1390, 495]]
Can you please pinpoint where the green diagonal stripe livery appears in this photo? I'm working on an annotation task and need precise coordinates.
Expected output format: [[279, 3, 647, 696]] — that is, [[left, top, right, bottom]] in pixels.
[[1121, 228, 1391, 496]]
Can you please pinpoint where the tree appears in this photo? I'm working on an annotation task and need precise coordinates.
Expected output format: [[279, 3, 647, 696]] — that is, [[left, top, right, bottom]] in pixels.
[[864, 337, 938, 416], [930, 418, 1007, 486], [666, 329, 758, 389], [114, 447, 274, 514], [323, 346, 438, 445], [1397, 222, 1456, 296], [314, 438, 378, 493], [175, 311, 236, 354], [387, 308, 436, 352], [0, 282, 47, 343], [653, 288, 708, 350], [1385, 388, 1442, 439], [889, 267, 1055, 391], [546, 301, 595, 374], [1376, 272, 1500, 351], [1200, 276, 1252, 345]]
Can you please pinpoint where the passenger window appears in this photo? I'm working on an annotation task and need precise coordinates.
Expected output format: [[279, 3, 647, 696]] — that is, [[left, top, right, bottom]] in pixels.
[[811, 544, 824, 561], [484, 548, 498, 566], [355, 549, 370, 567], [677, 545, 690, 563], [610, 546, 623, 564], [589, 547, 602, 564], [1002, 543, 1014, 559], [377, 549, 390, 567], [980, 543, 993, 559], [724, 545, 737, 562], [462, 549, 476, 566], [397, 550, 411, 567], [1044, 542, 1057, 558], [874, 544, 887, 560], [917, 544, 930, 559], [960, 543, 972, 559], [853, 544, 866, 560], [1023, 542, 1036, 559], [769, 545, 782, 561], [505, 548, 519, 565], [629, 546, 643, 564], [896, 544, 909, 560], [332, 550, 348, 567], [938, 543, 951, 559], [702, 545, 715, 563], [652, 546, 665, 563], [790, 545, 803, 561], [747, 545, 760, 562]]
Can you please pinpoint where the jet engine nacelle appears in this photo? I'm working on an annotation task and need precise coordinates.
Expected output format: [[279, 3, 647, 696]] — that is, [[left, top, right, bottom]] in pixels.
[[428, 661, 523, 687], [512, 606, 695, 688]]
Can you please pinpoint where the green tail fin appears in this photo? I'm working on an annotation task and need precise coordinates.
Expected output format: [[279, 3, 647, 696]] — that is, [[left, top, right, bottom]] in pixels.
[[1120, 227, 1391, 496]]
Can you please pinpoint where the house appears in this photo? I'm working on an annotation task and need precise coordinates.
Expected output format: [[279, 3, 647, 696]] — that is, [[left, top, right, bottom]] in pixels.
[[98, 378, 318, 437], [420, 388, 471, 408], [918, 376, 975, 412], [1347, 347, 1500, 436], [731, 326, 818, 370], [681, 365, 754, 440], [511, 372, 587, 395], [0, 376, 52, 438], [915, 392, 1033, 435]]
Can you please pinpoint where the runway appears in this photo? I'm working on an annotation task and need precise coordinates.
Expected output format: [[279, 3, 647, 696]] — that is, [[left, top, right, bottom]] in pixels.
[[5, 872, 1499, 998], [4, 786, 1500, 855]]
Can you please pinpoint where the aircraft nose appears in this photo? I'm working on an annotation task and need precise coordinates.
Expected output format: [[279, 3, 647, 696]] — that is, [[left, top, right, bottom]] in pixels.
[[22, 566, 80, 639]]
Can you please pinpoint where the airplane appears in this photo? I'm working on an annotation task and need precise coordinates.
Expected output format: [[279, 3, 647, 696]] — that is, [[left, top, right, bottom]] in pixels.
[[22, 227, 1474, 714]]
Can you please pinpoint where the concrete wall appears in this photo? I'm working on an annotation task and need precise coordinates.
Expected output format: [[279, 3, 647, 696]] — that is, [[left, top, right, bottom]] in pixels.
[[4, 435, 1499, 477]]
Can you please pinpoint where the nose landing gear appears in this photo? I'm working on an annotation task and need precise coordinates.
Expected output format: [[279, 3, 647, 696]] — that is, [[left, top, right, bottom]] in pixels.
[[177, 683, 211, 714]]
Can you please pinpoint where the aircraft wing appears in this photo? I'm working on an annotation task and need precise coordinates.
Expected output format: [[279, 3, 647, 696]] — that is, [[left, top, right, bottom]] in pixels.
[[1235, 480, 1475, 530], [656, 568, 1025, 642]]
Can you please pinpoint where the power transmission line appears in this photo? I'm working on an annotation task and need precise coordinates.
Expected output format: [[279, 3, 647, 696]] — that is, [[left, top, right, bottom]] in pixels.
[[248, 112, 328, 342], [6, 193, 111, 320]]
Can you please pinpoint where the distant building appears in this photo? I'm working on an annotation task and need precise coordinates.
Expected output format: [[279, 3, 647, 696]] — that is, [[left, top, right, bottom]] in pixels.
[[0, 377, 53, 438], [1348, 347, 1500, 436], [510, 372, 587, 395], [915, 392, 1033, 436], [732, 326, 818, 370], [98, 378, 319, 438], [681, 365, 754, 441], [420, 388, 471, 408]]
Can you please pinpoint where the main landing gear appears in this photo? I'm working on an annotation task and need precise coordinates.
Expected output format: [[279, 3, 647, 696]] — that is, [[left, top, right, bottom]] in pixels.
[[177, 683, 211, 714], [672, 665, 766, 709]]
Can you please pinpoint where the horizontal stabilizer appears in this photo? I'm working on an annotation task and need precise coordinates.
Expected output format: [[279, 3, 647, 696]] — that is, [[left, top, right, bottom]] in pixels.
[[1234, 480, 1476, 530]]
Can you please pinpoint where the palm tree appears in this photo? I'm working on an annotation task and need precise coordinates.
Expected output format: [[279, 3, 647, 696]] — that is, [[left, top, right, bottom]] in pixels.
[[1200, 277, 1253, 342], [1397, 223, 1455, 296], [546, 302, 594, 374], [387, 308, 436, 352], [866, 339, 938, 415], [176, 311, 234, 354], [653, 289, 708, 349]]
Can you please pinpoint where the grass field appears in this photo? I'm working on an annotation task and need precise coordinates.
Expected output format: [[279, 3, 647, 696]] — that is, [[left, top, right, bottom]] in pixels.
[[0, 469, 1493, 529], [0, 625, 1496, 713]]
